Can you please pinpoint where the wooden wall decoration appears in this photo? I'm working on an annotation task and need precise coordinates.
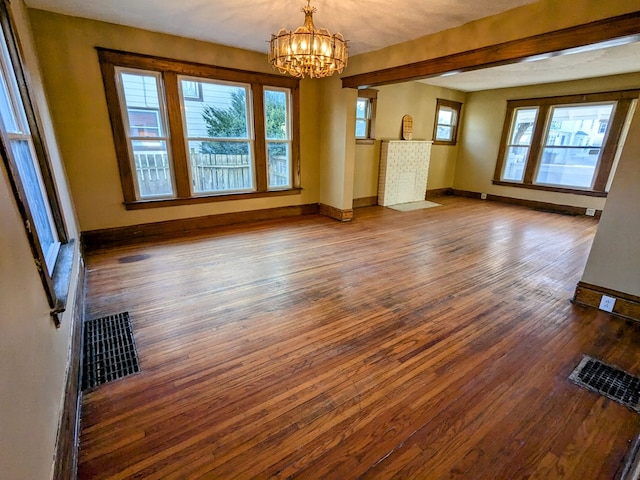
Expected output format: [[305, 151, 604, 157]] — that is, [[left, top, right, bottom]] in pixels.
[[402, 115, 413, 140]]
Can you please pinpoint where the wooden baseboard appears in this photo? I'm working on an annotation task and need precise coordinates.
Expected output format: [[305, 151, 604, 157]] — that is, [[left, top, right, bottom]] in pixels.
[[82, 204, 319, 251], [573, 281, 640, 323], [426, 187, 453, 198], [53, 256, 85, 480], [319, 203, 354, 221], [451, 189, 602, 217], [353, 196, 378, 208]]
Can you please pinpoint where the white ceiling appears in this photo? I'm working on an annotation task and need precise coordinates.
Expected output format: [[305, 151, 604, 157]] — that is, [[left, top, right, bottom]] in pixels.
[[23, 0, 640, 90], [24, 0, 540, 56]]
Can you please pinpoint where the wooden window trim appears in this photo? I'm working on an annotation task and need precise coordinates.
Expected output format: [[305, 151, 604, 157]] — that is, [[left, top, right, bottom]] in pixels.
[[493, 89, 639, 195], [356, 88, 377, 144], [97, 48, 301, 206], [433, 98, 462, 146], [0, 0, 72, 326]]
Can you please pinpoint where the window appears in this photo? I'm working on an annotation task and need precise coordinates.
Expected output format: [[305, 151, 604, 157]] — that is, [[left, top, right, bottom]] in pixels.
[[180, 77, 253, 195], [264, 87, 292, 189], [99, 49, 300, 208], [433, 99, 462, 145], [117, 69, 174, 198], [494, 91, 638, 195], [0, 1, 71, 325], [182, 80, 202, 101], [355, 89, 377, 143]]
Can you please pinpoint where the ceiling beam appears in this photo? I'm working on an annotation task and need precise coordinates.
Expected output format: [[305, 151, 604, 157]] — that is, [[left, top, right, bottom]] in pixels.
[[341, 11, 640, 89]]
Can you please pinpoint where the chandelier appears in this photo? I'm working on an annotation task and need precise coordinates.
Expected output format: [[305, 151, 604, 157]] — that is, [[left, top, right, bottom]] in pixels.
[[268, 0, 348, 78]]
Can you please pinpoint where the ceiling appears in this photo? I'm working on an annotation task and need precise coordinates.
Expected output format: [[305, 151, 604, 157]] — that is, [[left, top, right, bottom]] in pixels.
[[24, 0, 640, 90], [419, 39, 640, 92], [23, 0, 540, 56]]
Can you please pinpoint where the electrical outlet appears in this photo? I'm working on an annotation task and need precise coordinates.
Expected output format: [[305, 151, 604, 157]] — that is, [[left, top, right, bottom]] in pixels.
[[480, 193, 487, 200], [599, 295, 616, 312], [585, 208, 596, 216]]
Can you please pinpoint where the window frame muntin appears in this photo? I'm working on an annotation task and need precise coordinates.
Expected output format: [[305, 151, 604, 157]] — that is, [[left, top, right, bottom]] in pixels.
[[493, 90, 639, 196], [433, 98, 462, 146], [97, 48, 301, 209]]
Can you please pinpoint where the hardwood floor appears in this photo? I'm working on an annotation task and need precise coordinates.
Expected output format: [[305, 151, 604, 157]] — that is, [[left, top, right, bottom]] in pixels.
[[79, 196, 640, 479]]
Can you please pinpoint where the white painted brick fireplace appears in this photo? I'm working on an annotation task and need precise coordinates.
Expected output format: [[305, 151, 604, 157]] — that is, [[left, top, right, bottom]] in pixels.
[[377, 140, 432, 206]]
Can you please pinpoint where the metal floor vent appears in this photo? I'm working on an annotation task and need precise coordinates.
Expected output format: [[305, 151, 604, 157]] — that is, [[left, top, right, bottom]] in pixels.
[[570, 355, 640, 413], [82, 312, 140, 390]]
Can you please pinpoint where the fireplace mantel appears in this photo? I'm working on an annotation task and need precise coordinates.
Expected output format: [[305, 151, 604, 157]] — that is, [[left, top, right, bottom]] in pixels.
[[378, 140, 432, 206]]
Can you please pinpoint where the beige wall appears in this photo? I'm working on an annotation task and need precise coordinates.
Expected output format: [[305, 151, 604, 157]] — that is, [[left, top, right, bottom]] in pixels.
[[0, 1, 82, 479], [454, 72, 640, 210], [319, 76, 356, 210], [353, 82, 465, 200], [581, 104, 640, 296], [28, 10, 323, 232]]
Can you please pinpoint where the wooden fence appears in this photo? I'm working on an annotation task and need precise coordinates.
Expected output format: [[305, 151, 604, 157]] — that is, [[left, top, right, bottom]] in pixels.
[[135, 152, 172, 197], [134, 152, 289, 196]]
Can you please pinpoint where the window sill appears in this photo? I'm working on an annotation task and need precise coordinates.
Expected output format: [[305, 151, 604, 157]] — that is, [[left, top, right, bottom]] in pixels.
[[51, 239, 75, 328], [124, 188, 303, 210], [433, 140, 457, 146], [356, 138, 376, 145], [492, 180, 608, 197]]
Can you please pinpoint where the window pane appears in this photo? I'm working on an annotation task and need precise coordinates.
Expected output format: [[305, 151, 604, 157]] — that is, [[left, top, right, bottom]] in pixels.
[[183, 80, 249, 139], [544, 104, 613, 146], [188, 140, 253, 193], [436, 125, 452, 141], [535, 147, 599, 187], [535, 103, 614, 188], [267, 142, 290, 189], [121, 73, 164, 137], [11, 139, 57, 262], [128, 109, 160, 137], [0, 71, 18, 132], [437, 108, 453, 126], [502, 146, 529, 182], [355, 119, 367, 138], [265, 90, 288, 140], [356, 98, 367, 119], [131, 140, 173, 197], [509, 108, 537, 145]]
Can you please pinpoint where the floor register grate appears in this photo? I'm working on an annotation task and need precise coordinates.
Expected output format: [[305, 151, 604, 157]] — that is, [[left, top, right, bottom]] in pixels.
[[569, 355, 640, 413], [82, 312, 140, 390]]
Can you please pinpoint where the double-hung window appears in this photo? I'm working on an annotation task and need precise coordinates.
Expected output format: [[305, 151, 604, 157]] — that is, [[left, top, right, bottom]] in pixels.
[[355, 89, 377, 143], [494, 91, 638, 195], [117, 68, 174, 198], [264, 87, 292, 189], [180, 78, 254, 194], [433, 99, 462, 145], [99, 49, 300, 208], [0, 1, 71, 325]]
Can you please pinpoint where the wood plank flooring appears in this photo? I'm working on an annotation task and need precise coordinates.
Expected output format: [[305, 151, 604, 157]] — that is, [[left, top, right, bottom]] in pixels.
[[79, 196, 640, 479]]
